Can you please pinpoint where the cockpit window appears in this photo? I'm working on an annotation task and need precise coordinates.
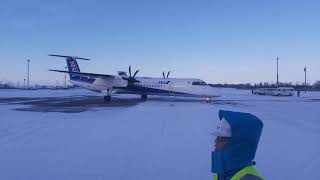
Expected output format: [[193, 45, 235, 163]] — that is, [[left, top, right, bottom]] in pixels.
[[192, 81, 207, 86]]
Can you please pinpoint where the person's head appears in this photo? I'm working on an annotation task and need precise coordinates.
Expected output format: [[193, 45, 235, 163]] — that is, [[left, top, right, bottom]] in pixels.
[[214, 136, 230, 150], [212, 117, 232, 150], [211, 110, 263, 175]]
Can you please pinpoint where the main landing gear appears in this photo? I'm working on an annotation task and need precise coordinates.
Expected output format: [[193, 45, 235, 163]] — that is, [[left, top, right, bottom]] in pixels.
[[103, 89, 112, 102], [141, 94, 148, 101], [104, 95, 111, 102]]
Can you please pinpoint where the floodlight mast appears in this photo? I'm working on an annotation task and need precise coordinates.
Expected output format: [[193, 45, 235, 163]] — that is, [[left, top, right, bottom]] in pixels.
[[276, 57, 279, 86], [304, 67, 307, 93], [27, 59, 30, 89]]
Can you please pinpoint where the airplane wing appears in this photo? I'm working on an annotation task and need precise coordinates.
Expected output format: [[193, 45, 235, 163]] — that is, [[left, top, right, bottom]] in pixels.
[[49, 69, 115, 79]]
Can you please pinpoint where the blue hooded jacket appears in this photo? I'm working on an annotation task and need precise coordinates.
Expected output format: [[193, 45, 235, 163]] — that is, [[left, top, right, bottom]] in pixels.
[[211, 110, 263, 179]]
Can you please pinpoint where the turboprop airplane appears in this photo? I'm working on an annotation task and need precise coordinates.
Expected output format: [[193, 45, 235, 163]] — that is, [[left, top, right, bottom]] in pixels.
[[49, 54, 217, 102]]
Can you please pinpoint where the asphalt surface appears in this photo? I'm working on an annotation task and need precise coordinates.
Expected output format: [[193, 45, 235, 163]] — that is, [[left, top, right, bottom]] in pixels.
[[1, 94, 311, 113], [0, 96, 144, 113]]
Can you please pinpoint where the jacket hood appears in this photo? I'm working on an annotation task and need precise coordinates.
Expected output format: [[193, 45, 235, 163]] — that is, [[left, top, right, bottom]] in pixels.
[[211, 110, 263, 176]]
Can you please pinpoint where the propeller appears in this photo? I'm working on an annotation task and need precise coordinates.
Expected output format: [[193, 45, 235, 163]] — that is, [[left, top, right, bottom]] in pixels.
[[129, 65, 139, 78], [133, 70, 139, 77], [123, 65, 140, 83], [162, 71, 171, 79]]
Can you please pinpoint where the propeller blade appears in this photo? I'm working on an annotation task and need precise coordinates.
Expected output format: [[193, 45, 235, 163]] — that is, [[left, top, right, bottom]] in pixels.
[[163, 71, 166, 79], [133, 70, 139, 78], [122, 76, 141, 83], [167, 71, 170, 78], [129, 66, 132, 77]]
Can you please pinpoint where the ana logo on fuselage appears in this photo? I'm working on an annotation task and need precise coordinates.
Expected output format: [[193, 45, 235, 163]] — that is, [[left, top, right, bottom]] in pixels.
[[158, 81, 170, 84]]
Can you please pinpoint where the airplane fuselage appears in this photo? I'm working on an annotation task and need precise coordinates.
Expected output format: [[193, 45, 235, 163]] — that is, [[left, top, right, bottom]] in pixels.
[[70, 76, 217, 98]]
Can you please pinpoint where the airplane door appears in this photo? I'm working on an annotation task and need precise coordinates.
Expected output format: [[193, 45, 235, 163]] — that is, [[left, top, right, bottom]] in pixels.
[[168, 82, 174, 95]]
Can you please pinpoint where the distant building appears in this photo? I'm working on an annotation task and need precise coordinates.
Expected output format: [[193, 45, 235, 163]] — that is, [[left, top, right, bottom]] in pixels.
[[0, 83, 10, 89]]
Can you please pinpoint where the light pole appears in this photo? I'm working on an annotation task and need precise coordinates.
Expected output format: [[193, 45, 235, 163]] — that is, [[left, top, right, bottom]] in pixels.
[[64, 66, 67, 88], [304, 67, 307, 93], [23, 78, 26, 89], [27, 59, 30, 89], [276, 57, 279, 86]]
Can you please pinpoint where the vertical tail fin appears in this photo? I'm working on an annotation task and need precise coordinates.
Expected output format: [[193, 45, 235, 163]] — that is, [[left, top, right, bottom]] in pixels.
[[66, 57, 81, 72], [49, 54, 91, 80]]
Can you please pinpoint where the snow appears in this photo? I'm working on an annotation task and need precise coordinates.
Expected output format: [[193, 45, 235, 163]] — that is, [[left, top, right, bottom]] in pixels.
[[0, 88, 319, 180]]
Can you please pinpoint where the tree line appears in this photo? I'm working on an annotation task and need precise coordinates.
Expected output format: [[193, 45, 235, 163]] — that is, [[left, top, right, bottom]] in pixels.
[[209, 81, 320, 91]]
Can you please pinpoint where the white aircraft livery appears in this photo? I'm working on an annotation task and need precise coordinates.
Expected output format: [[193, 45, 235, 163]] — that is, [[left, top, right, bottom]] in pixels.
[[49, 54, 217, 102]]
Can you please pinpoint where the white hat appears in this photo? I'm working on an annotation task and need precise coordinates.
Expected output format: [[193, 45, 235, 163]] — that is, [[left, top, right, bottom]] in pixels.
[[211, 118, 232, 137]]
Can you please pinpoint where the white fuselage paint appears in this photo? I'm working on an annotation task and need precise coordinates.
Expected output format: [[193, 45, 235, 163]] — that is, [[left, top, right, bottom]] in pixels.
[[70, 76, 217, 98]]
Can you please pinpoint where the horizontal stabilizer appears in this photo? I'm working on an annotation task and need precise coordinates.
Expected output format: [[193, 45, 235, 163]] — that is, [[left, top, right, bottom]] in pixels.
[[48, 54, 91, 60]]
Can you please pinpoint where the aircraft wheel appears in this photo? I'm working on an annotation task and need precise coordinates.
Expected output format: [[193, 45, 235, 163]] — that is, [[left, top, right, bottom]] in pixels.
[[104, 95, 111, 102], [141, 94, 147, 101]]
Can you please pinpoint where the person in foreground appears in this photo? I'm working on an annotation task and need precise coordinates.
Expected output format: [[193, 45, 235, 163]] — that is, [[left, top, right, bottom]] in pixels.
[[211, 110, 264, 180]]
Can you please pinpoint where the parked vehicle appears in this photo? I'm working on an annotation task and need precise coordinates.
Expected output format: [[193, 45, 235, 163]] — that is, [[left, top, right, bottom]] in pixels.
[[253, 87, 295, 96]]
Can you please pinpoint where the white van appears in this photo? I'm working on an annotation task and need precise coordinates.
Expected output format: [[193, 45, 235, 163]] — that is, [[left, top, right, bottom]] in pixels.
[[253, 87, 295, 96], [273, 87, 295, 96]]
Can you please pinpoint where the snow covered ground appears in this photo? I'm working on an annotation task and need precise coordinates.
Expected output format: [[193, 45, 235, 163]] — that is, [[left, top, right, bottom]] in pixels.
[[0, 88, 319, 180]]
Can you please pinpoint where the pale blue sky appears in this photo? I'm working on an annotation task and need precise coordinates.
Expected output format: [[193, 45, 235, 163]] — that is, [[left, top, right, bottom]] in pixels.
[[0, 0, 319, 85]]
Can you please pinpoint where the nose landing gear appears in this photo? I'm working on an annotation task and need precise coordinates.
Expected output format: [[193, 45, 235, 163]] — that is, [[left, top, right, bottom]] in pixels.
[[205, 97, 212, 103], [141, 94, 148, 101]]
